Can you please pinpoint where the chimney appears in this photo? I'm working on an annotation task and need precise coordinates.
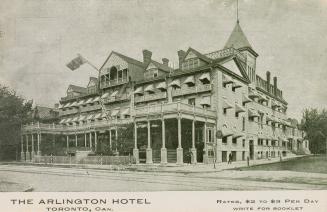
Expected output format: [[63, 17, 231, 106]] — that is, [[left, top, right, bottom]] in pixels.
[[266, 71, 271, 93], [142, 49, 152, 65], [162, 58, 169, 66], [54, 103, 59, 109], [177, 50, 186, 69], [273, 76, 277, 96]]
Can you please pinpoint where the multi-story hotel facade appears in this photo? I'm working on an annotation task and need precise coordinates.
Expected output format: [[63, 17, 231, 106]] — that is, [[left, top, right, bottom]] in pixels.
[[21, 21, 310, 164]]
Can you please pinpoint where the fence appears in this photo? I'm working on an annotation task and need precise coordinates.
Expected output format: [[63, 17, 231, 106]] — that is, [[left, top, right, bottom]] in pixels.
[[33, 155, 135, 165]]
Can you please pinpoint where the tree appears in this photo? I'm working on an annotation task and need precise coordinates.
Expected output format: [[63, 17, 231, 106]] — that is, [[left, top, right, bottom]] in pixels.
[[300, 108, 327, 154], [0, 84, 32, 160]]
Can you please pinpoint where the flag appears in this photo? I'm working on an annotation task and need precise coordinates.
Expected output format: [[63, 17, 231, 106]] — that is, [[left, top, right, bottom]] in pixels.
[[66, 55, 87, 71]]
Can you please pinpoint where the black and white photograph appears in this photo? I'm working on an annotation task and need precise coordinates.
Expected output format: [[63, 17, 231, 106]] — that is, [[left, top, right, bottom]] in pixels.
[[0, 0, 326, 211]]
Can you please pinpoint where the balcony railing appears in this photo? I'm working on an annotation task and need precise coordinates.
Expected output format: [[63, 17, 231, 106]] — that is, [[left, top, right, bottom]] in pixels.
[[80, 104, 101, 113], [134, 102, 216, 118], [59, 108, 79, 116], [103, 94, 130, 104], [135, 92, 167, 103], [100, 78, 128, 88], [172, 84, 212, 97]]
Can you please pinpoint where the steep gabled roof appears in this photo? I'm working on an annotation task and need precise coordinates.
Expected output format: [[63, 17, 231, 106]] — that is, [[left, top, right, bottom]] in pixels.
[[33, 105, 58, 120], [183, 47, 212, 63], [147, 60, 173, 73], [68, 84, 87, 94], [112, 51, 146, 68], [224, 22, 252, 49]]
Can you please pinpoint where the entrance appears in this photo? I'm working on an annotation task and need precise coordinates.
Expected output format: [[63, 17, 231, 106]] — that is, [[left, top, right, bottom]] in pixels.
[[222, 151, 227, 162]]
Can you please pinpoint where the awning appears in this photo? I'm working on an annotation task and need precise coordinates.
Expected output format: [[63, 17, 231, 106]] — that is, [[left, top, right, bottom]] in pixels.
[[110, 90, 118, 97], [223, 100, 233, 109], [199, 72, 211, 82], [134, 86, 143, 94], [222, 128, 233, 137], [64, 102, 72, 108], [258, 109, 265, 114], [78, 115, 86, 121], [65, 118, 72, 123], [242, 94, 252, 104], [248, 90, 259, 99], [266, 116, 273, 123], [259, 94, 268, 102], [183, 76, 195, 85], [232, 80, 242, 89], [169, 79, 181, 88], [70, 101, 78, 107], [156, 82, 167, 90], [85, 97, 93, 104], [144, 84, 155, 93], [92, 96, 100, 102], [58, 104, 63, 109], [71, 116, 79, 122], [93, 113, 102, 119], [101, 113, 108, 119], [59, 119, 66, 124], [222, 74, 233, 85], [233, 132, 245, 138], [86, 114, 94, 120], [121, 108, 130, 115], [248, 109, 260, 118], [199, 96, 211, 106], [111, 109, 120, 116], [77, 99, 86, 106], [101, 92, 109, 99], [235, 103, 246, 113]]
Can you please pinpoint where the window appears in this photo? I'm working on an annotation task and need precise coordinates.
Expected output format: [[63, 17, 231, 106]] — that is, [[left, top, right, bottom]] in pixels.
[[222, 137, 228, 144], [242, 117, 246, 131], [153, 70, 158, 78], [188, 98, 195, 105], [208, 150, 214, 158], [232, 137, 237, 144], [223, 108, 227, 115], [182, 58, 199, 70], [207, 128, 213, 143]]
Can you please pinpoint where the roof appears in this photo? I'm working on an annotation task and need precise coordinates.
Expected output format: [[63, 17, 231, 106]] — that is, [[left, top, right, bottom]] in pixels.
[[224, 22, 253, 50], [183, 47, 212, 63], [147, 60, 173, 73], [68, 84, 87, 94], [33, 106, 59, 120], [112, 51, 146, 68]]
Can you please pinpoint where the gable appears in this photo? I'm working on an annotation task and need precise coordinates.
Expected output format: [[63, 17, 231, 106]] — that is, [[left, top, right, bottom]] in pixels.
[[221, 59, 246, 79], [146, 62, 157, 70], [100, 52, 128, 75], [184, 51, 197, 60], [67, 86, 73, 93], [88, 80, 96, 87]]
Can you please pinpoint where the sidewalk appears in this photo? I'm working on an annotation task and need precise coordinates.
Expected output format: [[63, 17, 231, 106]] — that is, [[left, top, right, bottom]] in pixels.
[[7, 155, 308, 174], [0, 181, 33, 192]]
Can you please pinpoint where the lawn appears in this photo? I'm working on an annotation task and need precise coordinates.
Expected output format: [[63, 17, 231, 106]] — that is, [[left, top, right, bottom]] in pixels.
[[240, 155, 327, 174]]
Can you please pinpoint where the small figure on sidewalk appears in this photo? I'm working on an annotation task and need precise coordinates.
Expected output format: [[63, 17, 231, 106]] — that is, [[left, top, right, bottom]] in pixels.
[[228, 152, 233, 164]]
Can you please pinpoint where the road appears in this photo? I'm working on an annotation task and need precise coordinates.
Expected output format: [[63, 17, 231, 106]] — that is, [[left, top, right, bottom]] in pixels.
[[0, 164, 327, 191]]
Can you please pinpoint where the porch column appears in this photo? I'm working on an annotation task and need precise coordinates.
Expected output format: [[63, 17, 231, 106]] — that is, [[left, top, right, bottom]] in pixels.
[[133, 121, 139, 164], [84, 133, 87, 147], [115, 127, 118, 153], [25, 135, 30, 161], [20, 135, 25, 161], [203, 122, 208, 164], [66, 135, 69, 151], [31, 134, 35, 159], [37, 133, 41, 155], [89, 132, 92, 149], [94, 131, 97, 152], [191, 119, 197, 164], [160, 118, 167, 164], [176, 116, 183, 165], [75, 134, 78, 147], [109, 129, 112, 150], [146, 120, 153, 164]]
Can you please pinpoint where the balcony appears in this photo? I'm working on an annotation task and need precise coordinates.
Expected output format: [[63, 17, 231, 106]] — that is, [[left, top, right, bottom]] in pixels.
[[100, 78, 128, 89], [80, 104, 102, 112], [172, 84, 212, 97], [103, 94, 130, 104], [135, 92, 167, 103], [134, 102, 216, 119], [59, 108, 79, 116]]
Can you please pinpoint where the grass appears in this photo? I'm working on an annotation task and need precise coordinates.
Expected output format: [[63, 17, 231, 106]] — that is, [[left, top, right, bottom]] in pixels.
[[240, 155, 327, 174]]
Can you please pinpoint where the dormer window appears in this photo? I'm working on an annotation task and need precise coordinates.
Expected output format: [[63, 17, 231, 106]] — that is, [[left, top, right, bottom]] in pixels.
[[182, 58, 199, 70], [144, 68, 158, 79]]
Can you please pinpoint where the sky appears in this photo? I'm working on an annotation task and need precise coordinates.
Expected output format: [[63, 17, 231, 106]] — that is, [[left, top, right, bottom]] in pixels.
[[0, 0, 326, 120]]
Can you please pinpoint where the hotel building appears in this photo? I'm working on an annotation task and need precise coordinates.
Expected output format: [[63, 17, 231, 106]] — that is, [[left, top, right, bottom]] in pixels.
[[21, 21, 310, 164]]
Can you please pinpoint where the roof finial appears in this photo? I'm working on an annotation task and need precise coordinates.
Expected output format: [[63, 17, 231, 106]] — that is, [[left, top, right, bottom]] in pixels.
[[237, 0, 239, 23]]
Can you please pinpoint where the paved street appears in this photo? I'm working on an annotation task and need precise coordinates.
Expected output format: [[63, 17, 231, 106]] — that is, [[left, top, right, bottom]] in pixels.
[[0, 164, 326, 191]]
